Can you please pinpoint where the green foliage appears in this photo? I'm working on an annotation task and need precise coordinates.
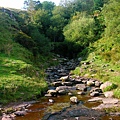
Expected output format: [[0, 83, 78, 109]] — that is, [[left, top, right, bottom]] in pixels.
[[42, 1, 55, 13], [102, 0, 120, 39], [14, 31, 37, 53], [93, 0, 104, 10], [33, 9, 50, 33], [63, 13, 95, 50], [103, 83, 118, 92], [114, 89, 120, 98], [49, 6, 69, 42], [0, 54, 48, 104]]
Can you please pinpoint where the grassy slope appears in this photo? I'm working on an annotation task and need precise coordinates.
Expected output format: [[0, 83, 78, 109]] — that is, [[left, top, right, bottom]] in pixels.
[[0, 8, 57, 104], [72, 37, 120, 98]]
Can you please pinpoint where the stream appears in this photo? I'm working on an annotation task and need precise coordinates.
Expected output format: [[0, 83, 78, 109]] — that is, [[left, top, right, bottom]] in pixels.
[[15, 94, 120, 120], [2, 58, 120, 120]]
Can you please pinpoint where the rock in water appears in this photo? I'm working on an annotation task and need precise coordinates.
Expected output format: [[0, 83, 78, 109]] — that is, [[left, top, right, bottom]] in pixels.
[[70, 96, 78, 103], [49, 99, 54, 103]]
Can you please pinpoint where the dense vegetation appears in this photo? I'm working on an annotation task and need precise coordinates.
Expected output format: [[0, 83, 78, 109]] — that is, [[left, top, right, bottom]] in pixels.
[[0, 0, 120, 104]]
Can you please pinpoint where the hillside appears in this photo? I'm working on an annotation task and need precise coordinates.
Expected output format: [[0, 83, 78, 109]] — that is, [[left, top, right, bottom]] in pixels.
[[0, 7, 58, 104], [71, 0, 120, 98], [0, 0, 120, 104]]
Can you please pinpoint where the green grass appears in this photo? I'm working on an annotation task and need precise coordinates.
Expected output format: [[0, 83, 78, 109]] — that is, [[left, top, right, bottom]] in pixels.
[[0, 9, 59, 104], [71, 37, 120, 98], [0, 54, 49, 104]]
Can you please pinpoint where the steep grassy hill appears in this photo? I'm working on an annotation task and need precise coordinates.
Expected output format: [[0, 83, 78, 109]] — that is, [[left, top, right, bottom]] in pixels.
[[72, 37, 120, 98], [0, 8, 57, 104], [72, 0, 120, 98]]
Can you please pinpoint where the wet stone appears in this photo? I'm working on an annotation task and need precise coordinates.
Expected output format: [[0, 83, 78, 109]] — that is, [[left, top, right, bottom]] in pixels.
[[104, 91, 114, 98], [95, 81, 101, 87], [70, 96, 78, 103], [74, 79, 82, 84], [47, 90, 57, 96], [77, 91, 86, 95], [90, 92, 100, 97], [58, 90, 67, 95], [90, 88, 102, 93], [62, 82, 73, 86], [52, 82, 62, 87], [14, 111, 26, 116], [76, 84, 87, 91], [56, 86, 69, 92], [45, 94, 52, 97]]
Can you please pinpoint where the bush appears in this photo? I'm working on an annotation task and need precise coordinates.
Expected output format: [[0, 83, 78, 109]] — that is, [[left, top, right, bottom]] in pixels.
[[14, 31, 38, 56]]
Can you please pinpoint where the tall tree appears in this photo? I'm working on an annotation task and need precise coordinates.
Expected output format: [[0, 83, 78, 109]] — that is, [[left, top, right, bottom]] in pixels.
[[24, 0, 40, 11], [63, 12, 95, 47], [33, 9, 50, 34], [102, 0, 120, 39]]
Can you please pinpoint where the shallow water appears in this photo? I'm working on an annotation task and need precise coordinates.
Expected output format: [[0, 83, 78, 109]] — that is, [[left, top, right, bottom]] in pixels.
[[15, 92, 120, 120]]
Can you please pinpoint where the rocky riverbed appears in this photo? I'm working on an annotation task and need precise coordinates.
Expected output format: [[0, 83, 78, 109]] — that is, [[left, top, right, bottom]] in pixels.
[[0, 58, 120, 120]]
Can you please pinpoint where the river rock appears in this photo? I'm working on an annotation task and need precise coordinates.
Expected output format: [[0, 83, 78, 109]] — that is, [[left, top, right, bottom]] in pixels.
[[90, 92, 100, 97], [74, 79, 82, 84], [87, 80, 95, 86], [68, 92, 73, 96], [70, 96, 78, 103], [76, 84, 87, 91], [77, 91, 86, 95], [62, 82, 73, 86], [56, 86, 68, 92], [47, 90, 57, 96], [58, 89, 67, 95], [14, 111, 26, 116], [93, 103, 120, 110], [49, 99, 54, 103], [59, 76, 69, 81], [45, 94, 52, 97], [88, 97, 103, 102], [42, 104, 105, 120], [95, 81, 102, 87], [2, 117, 12, 120], [100, 81, 113, 91], [104, 91, 114, 98], [102, 98, 119, 104], [52, 82, 62, 87], [90, 88, 102, 93], [1, 114, 14, 120]]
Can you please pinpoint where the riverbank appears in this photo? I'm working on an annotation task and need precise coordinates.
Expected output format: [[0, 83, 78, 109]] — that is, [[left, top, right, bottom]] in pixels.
[[1, 58, 120, 120]]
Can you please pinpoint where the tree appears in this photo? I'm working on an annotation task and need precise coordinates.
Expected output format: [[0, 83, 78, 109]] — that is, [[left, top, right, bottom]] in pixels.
[[102, 0, 120, 39], [24, 0, 40, 11], [42, 1, 55, 14], [93, 0, 104, 10], [63, 12, 95, 47], [33, 9, 50, 34], [49, 6, 69, 42]]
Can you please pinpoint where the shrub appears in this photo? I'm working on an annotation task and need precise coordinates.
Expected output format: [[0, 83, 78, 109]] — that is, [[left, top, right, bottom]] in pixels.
[[14, 31, 36, 51]]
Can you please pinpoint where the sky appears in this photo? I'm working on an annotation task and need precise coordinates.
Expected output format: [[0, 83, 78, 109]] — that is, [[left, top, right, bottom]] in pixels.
[[0, 0, 60, 9]]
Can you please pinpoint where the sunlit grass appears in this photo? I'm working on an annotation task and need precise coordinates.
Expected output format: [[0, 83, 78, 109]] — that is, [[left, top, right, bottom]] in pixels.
[[0, 54, 49, 104], [72, 37, 120, 112]]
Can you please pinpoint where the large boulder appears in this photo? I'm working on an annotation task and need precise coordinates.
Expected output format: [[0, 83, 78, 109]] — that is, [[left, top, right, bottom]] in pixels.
[[100, 81, 113, 91], [104, 91, 114, 98], [42, 104, 105, 120]]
